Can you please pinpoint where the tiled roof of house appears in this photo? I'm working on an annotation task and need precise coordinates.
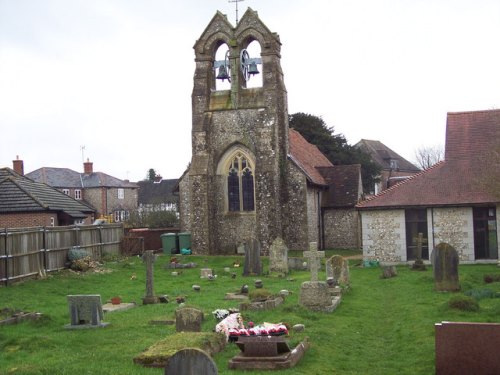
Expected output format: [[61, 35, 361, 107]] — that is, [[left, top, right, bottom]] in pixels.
[[0, 168, 95, 217], [27, 167, 138, 189], [355, 139, 420, 173], [318, 164, 363, 207], [288, 128, 333, 186], [137, 179, 179, 205], [357, 109, 500, 209]]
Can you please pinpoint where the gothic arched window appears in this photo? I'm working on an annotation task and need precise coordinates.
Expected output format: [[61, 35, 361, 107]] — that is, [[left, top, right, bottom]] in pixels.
[[227, 153, 255, 212]]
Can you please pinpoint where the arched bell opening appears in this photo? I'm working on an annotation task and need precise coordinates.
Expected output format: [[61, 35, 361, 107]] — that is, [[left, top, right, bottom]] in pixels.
[[241, 40, 262, 89], [214, 43, 231, 91]]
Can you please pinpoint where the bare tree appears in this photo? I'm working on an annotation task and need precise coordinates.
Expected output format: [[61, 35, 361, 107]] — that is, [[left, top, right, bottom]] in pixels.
[[414, 145, 444, 170]]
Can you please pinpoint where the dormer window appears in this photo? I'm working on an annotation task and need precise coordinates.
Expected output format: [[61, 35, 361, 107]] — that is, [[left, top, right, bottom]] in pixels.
[[389, 159, 398, 169]]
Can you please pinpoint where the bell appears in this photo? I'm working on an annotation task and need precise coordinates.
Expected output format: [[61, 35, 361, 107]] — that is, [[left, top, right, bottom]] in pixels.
[[216, 65, 230, 81], [248, 61, 259, 76]]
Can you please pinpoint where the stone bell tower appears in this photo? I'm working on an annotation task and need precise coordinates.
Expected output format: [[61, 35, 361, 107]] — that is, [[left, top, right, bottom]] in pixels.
[[183, 8, 289, 255]]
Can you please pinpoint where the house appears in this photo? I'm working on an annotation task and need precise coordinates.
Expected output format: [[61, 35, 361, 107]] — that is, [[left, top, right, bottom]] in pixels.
[[0, 167, 95, 227], [356, 109, 500, 263], [355, 139, 421, 194], [25, 159, 138, 222], [178, 9, 363, 254], [137, 178, 179, 213]]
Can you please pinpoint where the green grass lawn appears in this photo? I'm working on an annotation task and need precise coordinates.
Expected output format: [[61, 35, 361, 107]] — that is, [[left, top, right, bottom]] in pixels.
[[1, 253, 500, 375]]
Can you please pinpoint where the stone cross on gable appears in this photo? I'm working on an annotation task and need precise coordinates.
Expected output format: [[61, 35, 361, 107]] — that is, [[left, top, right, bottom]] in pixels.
[[303, 242, 324, 282]]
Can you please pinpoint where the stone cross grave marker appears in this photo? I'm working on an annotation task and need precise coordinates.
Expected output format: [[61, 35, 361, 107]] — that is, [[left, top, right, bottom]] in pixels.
[[303, 242, 324, 282], [432, 242, 460, 292], [142, 250, 159, 304], [269, 236, 288, 275], [412, 232, 427, 270], [65, 294, 109, 329], [243, 238, 262, 276], [175, 307, 204, 332], [164, 348, 218, 375]]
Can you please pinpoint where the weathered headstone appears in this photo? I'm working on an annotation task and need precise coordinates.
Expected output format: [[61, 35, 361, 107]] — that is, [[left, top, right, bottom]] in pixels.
[[381, 264, 398, 279], [200, 268, 213, 278], [243, 238, 262, 276], [65, 295, 109, 329], [303, 242, 324, 282], [164, 348, 217, 375], [175, 307, 204, 332], [326, 255, 350, 286], [269, 237, 288, 275], [142, 250, 159, 304], [432, 242, 460, 292], [288, 257, 307, 271]]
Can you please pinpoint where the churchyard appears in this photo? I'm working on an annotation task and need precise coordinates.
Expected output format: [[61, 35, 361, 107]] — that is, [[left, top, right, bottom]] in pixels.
[[1, 249, 500, 374]]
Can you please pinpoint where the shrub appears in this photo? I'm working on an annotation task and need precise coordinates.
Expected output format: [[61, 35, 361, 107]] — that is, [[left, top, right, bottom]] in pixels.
[[67, 247, 89, 261], [448, 295, 479, 312], [484, 274, 500, 284], [464, 288, 499, 300]]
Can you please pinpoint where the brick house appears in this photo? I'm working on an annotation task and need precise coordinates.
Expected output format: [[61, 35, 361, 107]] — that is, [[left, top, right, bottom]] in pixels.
[[0, 167, 95, 227], [356, 109, 500, 263], [178, 9, 362, 254], [355, 139, 421, 194], [26, 160, 138, 222]]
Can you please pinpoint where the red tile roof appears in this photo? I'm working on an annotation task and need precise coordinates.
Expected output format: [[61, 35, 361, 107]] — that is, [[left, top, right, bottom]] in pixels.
[[357, 109, 500, 209], [288, 128, 333, 186]]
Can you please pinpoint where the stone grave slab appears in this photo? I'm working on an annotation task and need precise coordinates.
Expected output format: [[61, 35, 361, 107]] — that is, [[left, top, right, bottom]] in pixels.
[[228, 336, 309, 370], [175, 307, 204, 332], [200, 268, 213, 278], [102, 302, 136, 313], [65, 294, 109, 329]]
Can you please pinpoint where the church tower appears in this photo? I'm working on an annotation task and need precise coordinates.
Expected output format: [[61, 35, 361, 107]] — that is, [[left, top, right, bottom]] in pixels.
[[180, 8, 289, 255]]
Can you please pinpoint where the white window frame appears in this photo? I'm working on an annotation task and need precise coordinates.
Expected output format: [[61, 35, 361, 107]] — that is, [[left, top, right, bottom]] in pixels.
[[74, 189, 82, 200], [62, 189, 70, 195], [118, 188, 124, 199]]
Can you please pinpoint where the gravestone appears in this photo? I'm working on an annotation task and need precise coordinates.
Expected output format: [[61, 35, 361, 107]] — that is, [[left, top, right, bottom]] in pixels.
[[269, 237, 288, 275], [164, 348, 217, 375], [381, 264, 398, 279], [65, 295, 109, 329], [288, 257, 307, 271], [412, 232, 427, 271], [243, 238, 262, 276], [175, 307, 204, 332], [303, 242, 324, 282], [299, 243, 338, 312], [432, 243, 460, 292], [326, 255, 350, 286], [200, 268, 213, 278], [142, 250, 160, 304]]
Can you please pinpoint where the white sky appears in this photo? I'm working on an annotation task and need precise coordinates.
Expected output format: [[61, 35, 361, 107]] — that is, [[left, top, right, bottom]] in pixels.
[[1, 0, 499, 182]]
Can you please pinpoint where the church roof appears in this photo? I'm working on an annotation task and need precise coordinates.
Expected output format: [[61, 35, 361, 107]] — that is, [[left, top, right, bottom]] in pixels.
[[288, 128, 333, 186], [356, 109, 500, 209]]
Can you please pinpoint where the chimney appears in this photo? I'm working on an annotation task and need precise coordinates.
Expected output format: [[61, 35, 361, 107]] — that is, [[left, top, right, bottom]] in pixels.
[[84, 158, 93, 174], [13, 155, 24, 175]]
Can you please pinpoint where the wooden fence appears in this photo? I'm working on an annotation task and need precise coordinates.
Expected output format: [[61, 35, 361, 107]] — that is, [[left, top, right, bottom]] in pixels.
[[0, 224, 123, 286]]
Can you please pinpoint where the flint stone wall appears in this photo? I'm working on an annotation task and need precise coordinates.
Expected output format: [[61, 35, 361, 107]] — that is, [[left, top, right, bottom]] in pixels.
[[323, 209, 360, 249]]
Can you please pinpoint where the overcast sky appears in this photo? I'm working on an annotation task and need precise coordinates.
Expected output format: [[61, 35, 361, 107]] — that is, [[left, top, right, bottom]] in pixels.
[[1, 0, 499, 182]]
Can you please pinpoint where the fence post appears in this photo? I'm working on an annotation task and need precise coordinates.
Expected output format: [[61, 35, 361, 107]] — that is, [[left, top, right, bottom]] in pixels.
[[1, 228, 7, 286], [41, 227, 47, 275]]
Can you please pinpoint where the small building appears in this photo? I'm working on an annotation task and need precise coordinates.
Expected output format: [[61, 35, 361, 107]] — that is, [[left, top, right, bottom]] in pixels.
[[0, 167, 95, 227], [356, 109, 500, 263], [355, 139, 421, 194], [25, 160, 138, 222]]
